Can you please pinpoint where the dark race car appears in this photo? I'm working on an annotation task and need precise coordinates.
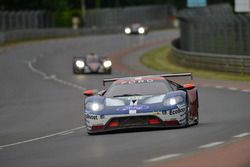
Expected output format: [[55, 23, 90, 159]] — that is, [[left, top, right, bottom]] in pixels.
[[73, 53, 112, 74], [83, 73, 199, 134], [124, 23, 148, 35]]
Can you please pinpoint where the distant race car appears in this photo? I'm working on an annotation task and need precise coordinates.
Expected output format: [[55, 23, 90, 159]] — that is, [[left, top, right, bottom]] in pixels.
[[83, 73, 199, 134], [73, 53, 112, 74], [124, 23, 148, 35]]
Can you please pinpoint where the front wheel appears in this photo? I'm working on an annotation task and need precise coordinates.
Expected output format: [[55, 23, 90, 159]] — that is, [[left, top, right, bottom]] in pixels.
[[194, 111, 199, 125], [105, 68, 112, 74], [73, 70, 78, 74], [185, 107, 191, 127]]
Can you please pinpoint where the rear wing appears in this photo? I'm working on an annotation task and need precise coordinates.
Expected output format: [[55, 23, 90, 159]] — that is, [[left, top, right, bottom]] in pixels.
[[103, 73, 193, 86]]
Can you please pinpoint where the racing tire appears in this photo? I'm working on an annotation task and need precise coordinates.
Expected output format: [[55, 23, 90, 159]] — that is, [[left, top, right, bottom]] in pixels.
[[194, 111, 199, 125], [184, 107, 191, 127], [194, 90, 199, 125], [87, 131, 94, 135], [73, 68, 84, 74], [106, 69, 112, 74], [87, 130, 100, 135], [73, 69, 78, 74]]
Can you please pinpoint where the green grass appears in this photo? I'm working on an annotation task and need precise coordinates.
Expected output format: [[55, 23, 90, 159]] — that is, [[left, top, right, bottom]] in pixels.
[[140, 46, 250, 82]]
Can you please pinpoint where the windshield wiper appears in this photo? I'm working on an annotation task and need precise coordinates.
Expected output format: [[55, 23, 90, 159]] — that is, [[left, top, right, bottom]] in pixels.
[[113, 94, 142, 97]]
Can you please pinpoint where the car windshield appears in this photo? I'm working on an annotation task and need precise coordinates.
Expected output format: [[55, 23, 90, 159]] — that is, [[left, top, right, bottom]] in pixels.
[[105, 79, 172, 97]]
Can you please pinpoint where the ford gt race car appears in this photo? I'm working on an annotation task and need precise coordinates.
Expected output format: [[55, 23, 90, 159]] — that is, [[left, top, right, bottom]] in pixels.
[[73, 53, 112, 74], [124, 23, 148, 35], [83, 73, 199, 134]]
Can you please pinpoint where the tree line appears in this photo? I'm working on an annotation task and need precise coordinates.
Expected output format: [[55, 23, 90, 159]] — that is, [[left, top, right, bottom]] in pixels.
[[0, 0, 234, 11]]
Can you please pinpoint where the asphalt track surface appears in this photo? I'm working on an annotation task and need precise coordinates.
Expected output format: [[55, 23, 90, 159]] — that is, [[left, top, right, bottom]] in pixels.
[[0, 30, 250, 167]]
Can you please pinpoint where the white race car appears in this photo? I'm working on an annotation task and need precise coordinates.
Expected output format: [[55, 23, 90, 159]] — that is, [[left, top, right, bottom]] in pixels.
[[124, 23, 148, 35], [73, 53, 112, 74], [83, 73, 199, 134]]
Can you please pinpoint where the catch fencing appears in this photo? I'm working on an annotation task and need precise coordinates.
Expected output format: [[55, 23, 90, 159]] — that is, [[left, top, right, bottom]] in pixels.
[[0, 5, 176, 44], [85, 5, 176, 29], [177, 4, 250, 56], [0, 11, 53, 31], [171, 4, 250, 74]]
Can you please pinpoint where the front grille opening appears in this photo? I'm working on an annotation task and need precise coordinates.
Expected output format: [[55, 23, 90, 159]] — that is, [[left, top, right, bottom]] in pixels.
[[106, 116, 163, 129]]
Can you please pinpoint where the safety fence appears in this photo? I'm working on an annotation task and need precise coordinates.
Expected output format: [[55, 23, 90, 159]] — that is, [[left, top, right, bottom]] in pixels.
[[0, 5, 176, 44], [0, 11, 53, 31], [178, 3, 233, 17], [177, 4, 250, 56], [171, 39, 250, 74], [85, 5, 176, 29]]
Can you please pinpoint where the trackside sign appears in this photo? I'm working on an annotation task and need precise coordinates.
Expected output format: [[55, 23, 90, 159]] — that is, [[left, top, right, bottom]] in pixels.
[[187, 0, 207, 7], [235, 0, 250, 12]]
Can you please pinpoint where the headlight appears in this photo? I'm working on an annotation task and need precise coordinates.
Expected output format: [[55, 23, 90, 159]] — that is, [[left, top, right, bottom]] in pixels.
[[124, 27, 131, 34], [103, 60, 112, 68], [163, 96, 184, 106], [138, 27, 145, 34], [75, 60, 85, 69], [86, 102, 104, 112]]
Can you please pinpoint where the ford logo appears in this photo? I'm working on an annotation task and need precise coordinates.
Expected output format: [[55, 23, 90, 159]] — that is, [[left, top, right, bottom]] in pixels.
[[116, 105, 150, 112]]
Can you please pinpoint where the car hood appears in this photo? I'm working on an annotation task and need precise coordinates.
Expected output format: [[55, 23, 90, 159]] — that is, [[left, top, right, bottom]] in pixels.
[[85, 91, 186, 115], [87, 62, 101, 71]]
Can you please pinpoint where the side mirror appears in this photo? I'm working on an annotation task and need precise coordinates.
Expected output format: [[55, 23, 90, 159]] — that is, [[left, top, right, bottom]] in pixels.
[[83, 90, 95, 96], [183, 84, 195, 90]]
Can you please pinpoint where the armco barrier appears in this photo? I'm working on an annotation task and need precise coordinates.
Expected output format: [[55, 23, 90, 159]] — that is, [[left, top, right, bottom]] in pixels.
[[171, 39, 250, 74]]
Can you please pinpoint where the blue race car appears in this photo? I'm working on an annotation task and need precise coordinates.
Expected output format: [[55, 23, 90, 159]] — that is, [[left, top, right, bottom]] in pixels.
[[83, 73, 199, 134]]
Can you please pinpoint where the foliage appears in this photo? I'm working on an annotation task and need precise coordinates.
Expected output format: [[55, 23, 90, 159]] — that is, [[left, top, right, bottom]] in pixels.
[[54, 9, 83, 27], [0, 0, 234, 10], [0, 0, 81, 10]]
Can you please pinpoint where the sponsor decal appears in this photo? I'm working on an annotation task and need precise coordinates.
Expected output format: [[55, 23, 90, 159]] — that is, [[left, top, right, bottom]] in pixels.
[[117, 105, 150, 112], [177, 104, 185, 108], [86, 114, 98, 120], [129, 110, 137, 114], [162, 110, 168, 115], [127, 96, 143, 100], [169, 108, 185, 115], [115, 79, 154, 85]]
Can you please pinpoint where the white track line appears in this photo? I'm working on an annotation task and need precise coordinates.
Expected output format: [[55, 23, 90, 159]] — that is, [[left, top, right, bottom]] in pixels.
[[228, 87, 238, 91], [28, 61, 47, 77], [145, 153, 182, 163], [201, 84, 210, 88], [233, 133, 250, 138], [242, 89, 250, 93], [60, 131, 75, 136], [215, 85, 223, 89], [0, 126, 85, 149], [28, 59, 86, 91], [199, 141, 224, 149], [20, 57, 87, 150]]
